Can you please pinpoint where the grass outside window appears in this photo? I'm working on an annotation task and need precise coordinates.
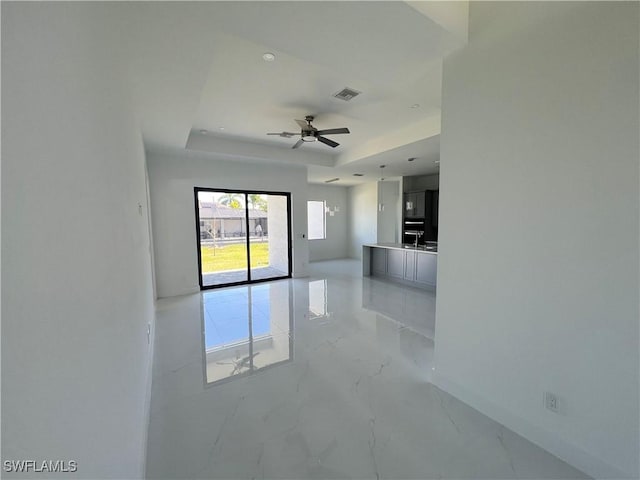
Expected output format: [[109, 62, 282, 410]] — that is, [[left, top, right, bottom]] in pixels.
[[201, 243, 269, 273]]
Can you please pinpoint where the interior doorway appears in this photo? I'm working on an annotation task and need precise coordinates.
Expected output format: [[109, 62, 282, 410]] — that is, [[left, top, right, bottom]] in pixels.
[[194, 188, 292, 289]]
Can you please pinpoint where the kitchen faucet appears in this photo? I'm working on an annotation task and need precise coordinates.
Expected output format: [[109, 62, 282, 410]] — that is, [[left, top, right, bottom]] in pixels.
[[415, 231, 423, 248]]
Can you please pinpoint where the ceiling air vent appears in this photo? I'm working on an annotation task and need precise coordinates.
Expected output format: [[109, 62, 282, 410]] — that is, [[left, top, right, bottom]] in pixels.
[[333, 87, 361, 101], [325, 178, 340, 184]]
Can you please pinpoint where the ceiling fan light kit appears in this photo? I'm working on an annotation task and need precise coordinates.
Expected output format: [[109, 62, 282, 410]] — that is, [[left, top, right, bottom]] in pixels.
[[267, 115, 350, 149]]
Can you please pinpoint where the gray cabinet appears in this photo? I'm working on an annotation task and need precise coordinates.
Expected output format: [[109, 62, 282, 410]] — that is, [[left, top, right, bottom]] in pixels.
[[404, 192, 426, 218], [371, 248, 387, 275], [404, 193, 414, 216], [404, 250, 416, 281], [415, 253, 437, 287], [368, 246, 436, 289], [414, 191, 425, 218], [431, 191, 439, 227], [387, 249, 404, 279]]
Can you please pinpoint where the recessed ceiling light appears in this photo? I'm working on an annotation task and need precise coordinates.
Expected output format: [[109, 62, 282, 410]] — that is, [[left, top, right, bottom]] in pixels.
[[353, 173, 364, 177], [410, 104, 420, 109], [262, 52, 276, 62], [199, 129, 208, 134], [219, 127, 225, 131]]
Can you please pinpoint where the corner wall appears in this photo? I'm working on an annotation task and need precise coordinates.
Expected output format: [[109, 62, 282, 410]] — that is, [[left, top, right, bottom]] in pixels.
[[2, 3, 156, 477], [377, 180, 400, 244], [146, 150, 310, 298], [435, 2, 639, 478], [348, 182, 378, 259], [307, 184, 349, 261]]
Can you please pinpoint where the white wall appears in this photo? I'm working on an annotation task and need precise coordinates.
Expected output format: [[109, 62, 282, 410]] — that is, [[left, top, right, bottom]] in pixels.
[[435, 3, 639, 478], [2, 3, 156, 477], [348, 182, 378, 259], [307, 184, 349, 261], [147, 150, 309, 298]]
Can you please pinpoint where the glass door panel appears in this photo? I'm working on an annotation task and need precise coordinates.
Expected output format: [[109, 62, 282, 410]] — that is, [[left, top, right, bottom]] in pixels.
[[197, 190, 248, 287], [248, 193, 290, 282]]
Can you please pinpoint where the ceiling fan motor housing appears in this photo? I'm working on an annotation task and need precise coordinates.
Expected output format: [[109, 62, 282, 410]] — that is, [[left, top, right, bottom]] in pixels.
[[301, 116, 317, 141]]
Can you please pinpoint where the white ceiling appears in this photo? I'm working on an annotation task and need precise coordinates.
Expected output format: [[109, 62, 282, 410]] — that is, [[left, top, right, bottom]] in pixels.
[[124, 2, 468, 186]]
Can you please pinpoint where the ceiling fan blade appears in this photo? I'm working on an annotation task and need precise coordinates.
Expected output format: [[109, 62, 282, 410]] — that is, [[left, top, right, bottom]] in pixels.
[[267, 132, 297, 138], [292, 139, 305, 149], [316, 128, 350, 136], [295, 119, 308, 129], [317, 136, 339, 148]]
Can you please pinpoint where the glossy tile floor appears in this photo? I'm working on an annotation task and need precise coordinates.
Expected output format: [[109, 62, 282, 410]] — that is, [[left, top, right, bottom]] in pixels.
[[147, 260, 588, 479]]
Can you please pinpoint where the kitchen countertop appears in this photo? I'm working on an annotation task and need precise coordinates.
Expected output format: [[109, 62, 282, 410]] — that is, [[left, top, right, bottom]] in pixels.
[[363, 242, 438, 255]]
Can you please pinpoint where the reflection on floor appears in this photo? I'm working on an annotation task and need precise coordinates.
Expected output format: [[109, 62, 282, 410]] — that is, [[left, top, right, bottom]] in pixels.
[[203, 282, 292, 384], [202, 265, 288, 287], [147, 259, 587, 479]]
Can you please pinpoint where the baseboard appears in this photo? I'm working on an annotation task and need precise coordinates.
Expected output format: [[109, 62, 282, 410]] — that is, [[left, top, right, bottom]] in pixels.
[[157, 285, 200, 298], [432, 372, 633, 480], [308, 256, 352, 263]]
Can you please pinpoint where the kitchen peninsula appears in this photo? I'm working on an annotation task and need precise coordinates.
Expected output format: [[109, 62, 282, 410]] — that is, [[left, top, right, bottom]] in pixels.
[[363, 243, 437, 289]]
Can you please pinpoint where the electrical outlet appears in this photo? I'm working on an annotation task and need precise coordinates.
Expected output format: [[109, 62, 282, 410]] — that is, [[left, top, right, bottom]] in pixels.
[[544, 391, 559, 413]]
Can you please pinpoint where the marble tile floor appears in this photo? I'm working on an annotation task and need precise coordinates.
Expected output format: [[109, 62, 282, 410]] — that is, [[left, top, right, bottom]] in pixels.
[[146, 259, 588, 479]]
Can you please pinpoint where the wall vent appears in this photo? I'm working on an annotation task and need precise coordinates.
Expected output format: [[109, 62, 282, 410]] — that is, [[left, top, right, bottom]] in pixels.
[[333, 87, 361, 101], [325, 178, 340, 183]]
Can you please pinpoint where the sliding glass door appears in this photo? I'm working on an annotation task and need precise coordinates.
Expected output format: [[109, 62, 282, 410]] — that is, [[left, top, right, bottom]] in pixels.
[[195, 188, 292, 289]]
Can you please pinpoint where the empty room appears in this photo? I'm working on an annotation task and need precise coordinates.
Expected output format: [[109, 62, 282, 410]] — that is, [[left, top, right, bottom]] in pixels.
[[2, 2, 638, 479]]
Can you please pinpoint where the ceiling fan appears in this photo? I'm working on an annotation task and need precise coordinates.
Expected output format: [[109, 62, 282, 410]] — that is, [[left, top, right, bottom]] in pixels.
[[267, 116, 350, 149]]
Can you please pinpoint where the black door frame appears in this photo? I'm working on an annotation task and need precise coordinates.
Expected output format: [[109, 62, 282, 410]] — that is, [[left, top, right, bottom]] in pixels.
[[194, 187, 293, 290]]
